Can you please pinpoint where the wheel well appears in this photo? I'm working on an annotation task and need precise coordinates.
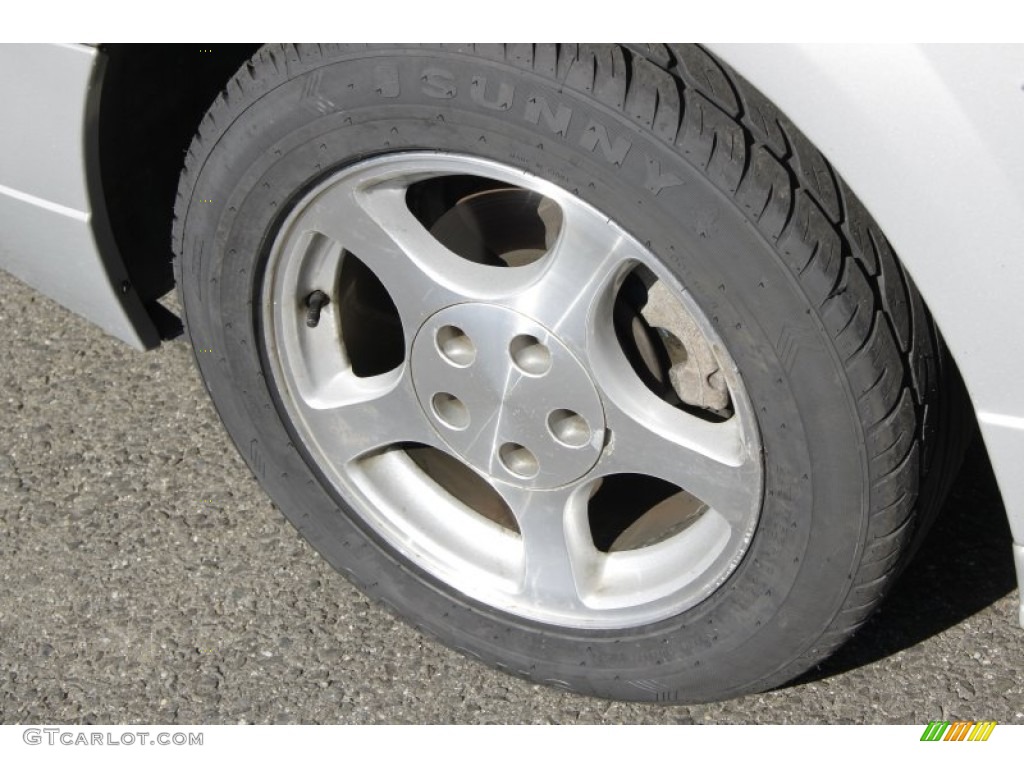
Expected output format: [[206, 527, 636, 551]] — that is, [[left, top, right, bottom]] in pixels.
[[98, 44, 262, 308]]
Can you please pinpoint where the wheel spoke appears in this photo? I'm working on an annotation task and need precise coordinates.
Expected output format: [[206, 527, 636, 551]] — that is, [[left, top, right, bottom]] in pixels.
[[597, 390, 761, 529], [289, 367, 442, 467], [498, 483, 600, 614], [509, 205, 637, 353], [295, 175, 533, 332]]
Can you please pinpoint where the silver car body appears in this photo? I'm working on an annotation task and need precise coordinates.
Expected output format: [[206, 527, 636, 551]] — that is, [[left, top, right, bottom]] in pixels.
[[2, 42, 1023, 626], [0, 44, 159, 349]]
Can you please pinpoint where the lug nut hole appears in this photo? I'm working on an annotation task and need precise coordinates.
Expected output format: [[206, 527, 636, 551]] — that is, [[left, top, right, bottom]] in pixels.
[[432, 392, 470, 431], [509, 334, 551, 376], [499, 442, 539, 479], [436, 325, 476, 367], [548, 409, 591, 448]]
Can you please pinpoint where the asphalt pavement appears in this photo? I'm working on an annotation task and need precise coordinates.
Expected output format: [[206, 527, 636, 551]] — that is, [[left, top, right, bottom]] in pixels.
[[1, 267, 1021, 724]]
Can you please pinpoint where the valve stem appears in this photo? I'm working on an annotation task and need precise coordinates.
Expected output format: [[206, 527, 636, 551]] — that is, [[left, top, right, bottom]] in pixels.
[[305, 290, 330, 328]]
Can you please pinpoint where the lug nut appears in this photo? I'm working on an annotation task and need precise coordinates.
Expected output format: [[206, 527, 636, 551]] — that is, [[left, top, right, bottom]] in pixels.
[[509, 334, 551, 376], [436, 325, 476, 367], [548, 409, 591, 448], [499, 442, 539, 479], [432, 392, 470, 430]]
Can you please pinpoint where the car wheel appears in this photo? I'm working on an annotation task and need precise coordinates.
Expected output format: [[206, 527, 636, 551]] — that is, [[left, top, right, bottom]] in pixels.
[[173, 44, 963, 703]]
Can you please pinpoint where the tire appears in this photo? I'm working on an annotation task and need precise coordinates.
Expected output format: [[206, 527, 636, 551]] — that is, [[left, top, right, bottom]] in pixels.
[[173, 44, 963, 703]]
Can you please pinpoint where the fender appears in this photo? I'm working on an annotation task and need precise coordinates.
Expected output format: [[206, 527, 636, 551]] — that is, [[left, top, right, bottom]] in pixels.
[[0, 43, 159, 350]]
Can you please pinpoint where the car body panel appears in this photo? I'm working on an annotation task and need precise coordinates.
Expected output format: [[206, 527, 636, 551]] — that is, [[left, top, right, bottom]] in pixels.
[[0, 43, 158, 350], [1, 42, 1022, 623]]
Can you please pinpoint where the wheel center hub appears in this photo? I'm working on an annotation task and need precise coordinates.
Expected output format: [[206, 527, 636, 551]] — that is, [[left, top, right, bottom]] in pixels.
[[410, 303, 606, 489]]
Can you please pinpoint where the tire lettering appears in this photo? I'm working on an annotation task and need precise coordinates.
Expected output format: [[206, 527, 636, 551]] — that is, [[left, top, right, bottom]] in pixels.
[[469, 76, 514, 111], [421, 67, 457, 99], [300, 69, 336, 113], [775, 322, 817, 374], [579, 119, 631, 166], [524, 95, 572, 136], [300, 69, 322, 100], [644, 156, 683, 195], [410, 66, 658, 182]]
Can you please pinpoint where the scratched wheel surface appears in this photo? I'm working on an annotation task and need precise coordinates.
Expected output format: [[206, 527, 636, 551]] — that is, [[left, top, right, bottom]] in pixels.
[[173, 44, 960, 703]]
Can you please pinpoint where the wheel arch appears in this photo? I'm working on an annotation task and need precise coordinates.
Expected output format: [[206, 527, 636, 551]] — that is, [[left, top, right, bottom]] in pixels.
[[96, 43, 261, 317]]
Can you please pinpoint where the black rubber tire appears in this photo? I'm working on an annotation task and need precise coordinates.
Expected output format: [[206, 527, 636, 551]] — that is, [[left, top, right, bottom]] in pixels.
[[172, 44, 966, 704]]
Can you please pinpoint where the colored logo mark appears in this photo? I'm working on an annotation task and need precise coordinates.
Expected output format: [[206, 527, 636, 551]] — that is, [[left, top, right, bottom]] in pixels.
[[920, 720, 996, 742]]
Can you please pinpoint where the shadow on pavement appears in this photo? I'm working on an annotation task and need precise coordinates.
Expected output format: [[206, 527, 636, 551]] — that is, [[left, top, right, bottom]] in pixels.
[[798, 435, 1017, 683]]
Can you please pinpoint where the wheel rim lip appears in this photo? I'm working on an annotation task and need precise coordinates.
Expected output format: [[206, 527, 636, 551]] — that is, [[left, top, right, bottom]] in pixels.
[[260, 151, 764, 629]]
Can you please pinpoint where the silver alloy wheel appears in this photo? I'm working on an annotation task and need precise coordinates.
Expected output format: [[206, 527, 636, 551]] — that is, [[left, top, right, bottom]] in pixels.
[[261, 152, 763, 629]]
